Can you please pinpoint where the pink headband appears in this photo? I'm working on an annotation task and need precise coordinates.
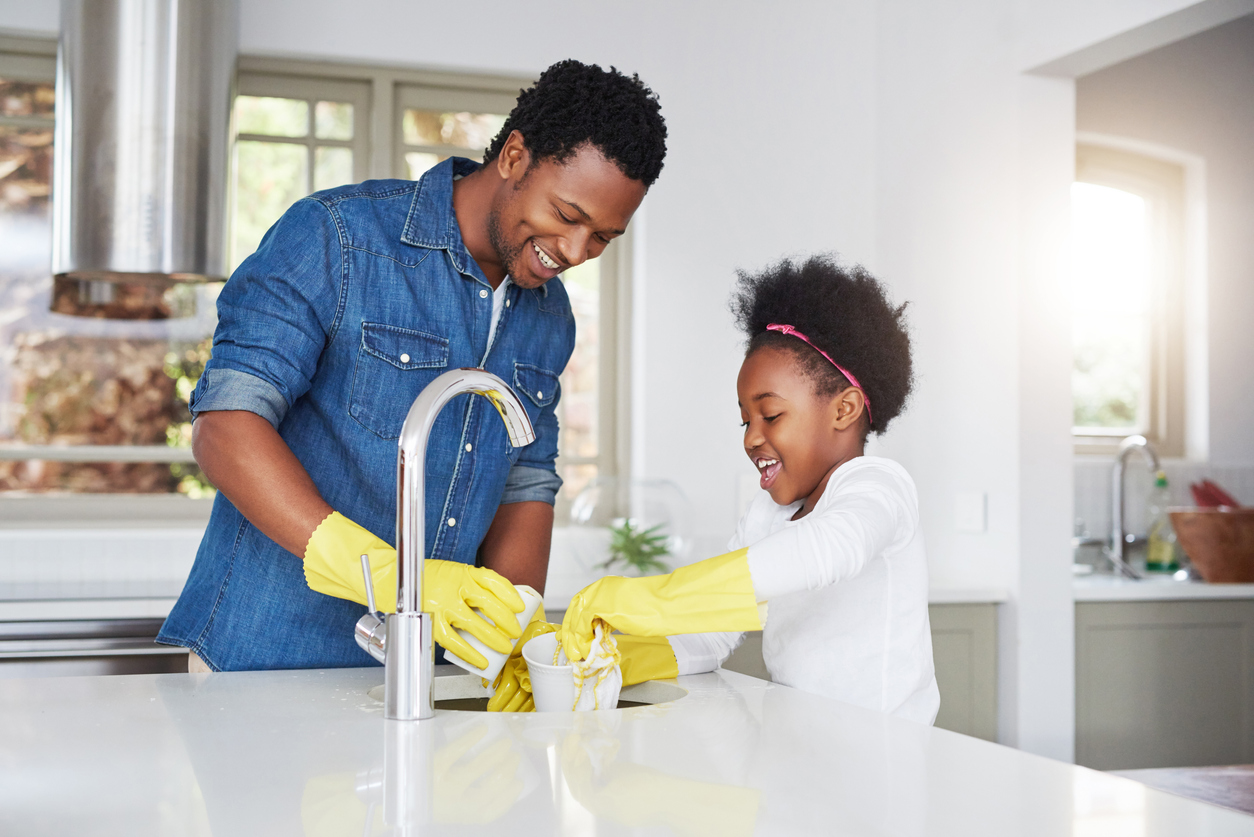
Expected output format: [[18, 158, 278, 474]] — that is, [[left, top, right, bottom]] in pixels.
[[766, 323, 873, 424]]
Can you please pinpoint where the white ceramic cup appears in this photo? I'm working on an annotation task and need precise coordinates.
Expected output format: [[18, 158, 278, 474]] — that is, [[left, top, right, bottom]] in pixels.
[[520, 632, 575, 712], [445, 584, 543, 682]]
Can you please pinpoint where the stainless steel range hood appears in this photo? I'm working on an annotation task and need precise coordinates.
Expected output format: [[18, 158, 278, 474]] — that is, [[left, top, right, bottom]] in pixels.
[[51, 0, 238, 319]]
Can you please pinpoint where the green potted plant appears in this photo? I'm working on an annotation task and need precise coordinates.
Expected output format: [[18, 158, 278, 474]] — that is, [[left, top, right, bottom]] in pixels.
[[598, 517, 672, 576]]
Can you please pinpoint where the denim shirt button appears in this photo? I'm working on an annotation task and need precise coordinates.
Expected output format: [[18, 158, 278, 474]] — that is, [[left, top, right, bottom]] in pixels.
[[479, 289, 488, 299], [464, 443, 472, 452], [505, 299, 511, 307], [536, 390, 543, 399], [399, 353, 410, 363], [447, 517, 456, 527]]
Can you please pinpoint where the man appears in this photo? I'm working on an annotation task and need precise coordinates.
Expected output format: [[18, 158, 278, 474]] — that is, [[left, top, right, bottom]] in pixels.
[[158, 60, 667, 671]]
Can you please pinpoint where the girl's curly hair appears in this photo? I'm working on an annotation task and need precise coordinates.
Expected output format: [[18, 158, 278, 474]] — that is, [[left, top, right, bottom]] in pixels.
[[730, 254, 914, 435]]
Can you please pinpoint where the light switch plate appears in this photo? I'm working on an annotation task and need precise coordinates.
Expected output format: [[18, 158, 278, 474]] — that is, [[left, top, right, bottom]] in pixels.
[[955, 490, 987, 533]]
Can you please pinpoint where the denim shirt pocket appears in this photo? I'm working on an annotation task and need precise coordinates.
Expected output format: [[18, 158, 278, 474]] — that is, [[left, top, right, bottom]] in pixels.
[[513, 362, 559, 409], [350, 322, 450, 439], [511, 362, 559, 456]]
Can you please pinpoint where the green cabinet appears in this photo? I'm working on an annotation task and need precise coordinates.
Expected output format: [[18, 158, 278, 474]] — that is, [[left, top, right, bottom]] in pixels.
[[1075, 599, 1254, 770]]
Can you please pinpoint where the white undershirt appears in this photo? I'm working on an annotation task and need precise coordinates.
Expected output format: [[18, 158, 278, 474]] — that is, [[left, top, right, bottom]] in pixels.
[[668, 456, 940, 725], [485, 276, 511, 356]]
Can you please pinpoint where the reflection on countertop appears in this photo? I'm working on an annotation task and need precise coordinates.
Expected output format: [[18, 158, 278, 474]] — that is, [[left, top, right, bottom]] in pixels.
[[4, 663, 1253, 834]]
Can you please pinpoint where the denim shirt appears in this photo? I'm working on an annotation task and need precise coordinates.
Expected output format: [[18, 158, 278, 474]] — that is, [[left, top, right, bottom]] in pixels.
[[158, 158, 575, 670]]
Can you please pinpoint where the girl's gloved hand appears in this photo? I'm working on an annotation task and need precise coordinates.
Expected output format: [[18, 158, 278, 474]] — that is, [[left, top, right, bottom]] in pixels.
[[303, 511, 525, 670], [559, 548, 763, 662], [487, 629, 680, 713]]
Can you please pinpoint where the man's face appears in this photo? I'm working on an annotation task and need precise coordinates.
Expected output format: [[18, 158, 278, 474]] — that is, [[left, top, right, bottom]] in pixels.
[[486, 137, 646, 289]]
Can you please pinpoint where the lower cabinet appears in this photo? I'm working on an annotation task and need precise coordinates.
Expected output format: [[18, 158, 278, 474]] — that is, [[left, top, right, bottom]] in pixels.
[[930, 603, 999, 741], [1075, 599, 1254, 770], [723, 603, 1000, 741]]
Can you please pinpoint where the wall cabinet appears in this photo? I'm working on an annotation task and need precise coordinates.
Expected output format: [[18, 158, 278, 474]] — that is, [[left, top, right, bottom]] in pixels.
[[1075, 599, 1254, 770], [724, 603, 999, 741]]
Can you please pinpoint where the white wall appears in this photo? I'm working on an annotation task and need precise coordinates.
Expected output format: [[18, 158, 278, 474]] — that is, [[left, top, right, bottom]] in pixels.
[[4, 0, 1243, 761]]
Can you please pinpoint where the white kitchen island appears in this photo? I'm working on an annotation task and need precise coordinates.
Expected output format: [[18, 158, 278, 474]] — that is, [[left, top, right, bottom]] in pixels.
[[3, 665, 1252, 835]]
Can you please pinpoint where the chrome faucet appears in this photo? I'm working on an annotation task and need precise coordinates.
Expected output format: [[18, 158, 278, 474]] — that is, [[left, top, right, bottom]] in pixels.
[[354, 368, 536, 721], [1107, 434, 1161, 580]]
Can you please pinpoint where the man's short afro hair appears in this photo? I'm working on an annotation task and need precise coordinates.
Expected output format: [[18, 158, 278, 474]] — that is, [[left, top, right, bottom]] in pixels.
[[484, 59, 667, 188], [731, 255, 914, 435]]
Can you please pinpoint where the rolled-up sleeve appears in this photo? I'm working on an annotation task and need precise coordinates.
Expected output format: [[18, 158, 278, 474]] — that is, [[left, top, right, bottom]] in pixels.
[[500, 463, 563, 506], [189, 198, 344, 428]]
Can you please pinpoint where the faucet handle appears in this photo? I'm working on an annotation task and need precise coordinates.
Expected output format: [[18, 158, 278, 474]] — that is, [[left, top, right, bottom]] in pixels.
[[355, 553, 388, 664], [360, 553, 378, 614]]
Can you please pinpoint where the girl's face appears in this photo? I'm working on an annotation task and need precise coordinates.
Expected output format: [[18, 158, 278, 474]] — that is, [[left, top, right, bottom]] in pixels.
[[737, 345, 861, 510]]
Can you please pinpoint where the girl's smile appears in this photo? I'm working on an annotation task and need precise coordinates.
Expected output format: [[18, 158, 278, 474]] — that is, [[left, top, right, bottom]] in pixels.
[[737, 344, 866, 517]]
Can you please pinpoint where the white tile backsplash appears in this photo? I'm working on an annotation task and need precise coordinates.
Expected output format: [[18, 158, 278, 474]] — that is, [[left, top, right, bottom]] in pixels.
[[0, 527, 203, 586], [1074, 459, 1254, 541]]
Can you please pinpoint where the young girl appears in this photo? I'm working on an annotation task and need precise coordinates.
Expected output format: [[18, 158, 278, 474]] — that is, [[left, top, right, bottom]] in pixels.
[[547, 255, 938, 723]]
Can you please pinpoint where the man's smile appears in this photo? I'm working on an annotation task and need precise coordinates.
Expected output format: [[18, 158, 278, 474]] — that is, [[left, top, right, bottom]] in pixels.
[[532, 240, 562, 272]]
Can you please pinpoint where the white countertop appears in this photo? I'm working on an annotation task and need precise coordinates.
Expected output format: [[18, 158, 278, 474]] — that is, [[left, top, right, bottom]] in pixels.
[[3, 665, 1251, 834], [1074, 574, 1254, 602]]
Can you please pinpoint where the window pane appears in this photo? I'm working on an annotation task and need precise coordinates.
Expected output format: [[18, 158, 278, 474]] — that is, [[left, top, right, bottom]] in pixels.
[[315, 101, 353, 140], [402, 109, 506, 152], [1, 96, 217, 494], [559, 260, 600, 464], [0, 460, 213, 494], [1071, 182, 1151, 431], [561, 462, 599, 508], [231, 140, 308, 271], [0, 126, 53, 214], [314, 146, 353, 191], [0, 79, 55, 118], [235, 95, 308, 137], [405, 151, 444, 181]]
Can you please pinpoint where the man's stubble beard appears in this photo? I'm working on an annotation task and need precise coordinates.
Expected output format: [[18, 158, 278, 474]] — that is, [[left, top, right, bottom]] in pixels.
[[486, 193, 533, 287]]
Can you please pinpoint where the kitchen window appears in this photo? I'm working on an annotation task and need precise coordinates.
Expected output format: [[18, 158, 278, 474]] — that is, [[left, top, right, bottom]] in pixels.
[[0, 48, 629, 523], [0, 35, 219, 510], [1071, 142, 1187, 456]]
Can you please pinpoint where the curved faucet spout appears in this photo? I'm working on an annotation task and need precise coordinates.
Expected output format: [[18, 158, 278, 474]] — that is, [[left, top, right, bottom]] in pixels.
[[377, 368, 536, 721], [395, 368, 536, 616], [1108, 434, 1161, 579]]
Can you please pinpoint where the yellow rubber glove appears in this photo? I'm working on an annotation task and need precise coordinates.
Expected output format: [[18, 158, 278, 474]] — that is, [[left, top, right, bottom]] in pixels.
[[303, 512, 525, 670], [559, 548, 762, 662], [487, 614, 556, 713], [617, 635, 679, 685]]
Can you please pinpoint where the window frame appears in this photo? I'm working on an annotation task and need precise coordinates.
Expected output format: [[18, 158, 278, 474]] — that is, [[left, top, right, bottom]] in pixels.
[[1, 50, 633, 525], [1072, 140, 1188, 458], [229, 72, 372, 271]]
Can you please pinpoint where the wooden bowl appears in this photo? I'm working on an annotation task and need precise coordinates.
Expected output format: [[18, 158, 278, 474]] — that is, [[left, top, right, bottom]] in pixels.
[[1169, 507, 1254, 583]]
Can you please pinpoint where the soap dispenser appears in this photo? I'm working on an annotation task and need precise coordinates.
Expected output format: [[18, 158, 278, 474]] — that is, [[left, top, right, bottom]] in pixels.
[[1146, 471, 1180, 573]]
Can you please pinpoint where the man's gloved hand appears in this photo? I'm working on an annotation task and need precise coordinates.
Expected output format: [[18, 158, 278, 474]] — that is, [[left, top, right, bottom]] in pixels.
[[303, 511, 524, 670], [487, 614, 556, 712], [559, 549, 763, 662]]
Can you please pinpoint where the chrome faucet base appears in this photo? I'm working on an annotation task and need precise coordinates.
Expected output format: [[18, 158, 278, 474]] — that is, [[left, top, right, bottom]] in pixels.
[[384, 612, 434, 721]]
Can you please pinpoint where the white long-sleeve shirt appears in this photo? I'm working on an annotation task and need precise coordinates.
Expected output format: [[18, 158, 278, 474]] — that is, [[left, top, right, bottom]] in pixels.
[[668, 456, 940, 725]]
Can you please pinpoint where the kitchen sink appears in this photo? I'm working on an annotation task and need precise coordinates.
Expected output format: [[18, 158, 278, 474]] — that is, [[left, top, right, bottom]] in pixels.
[[367, 671, 687, 711]]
